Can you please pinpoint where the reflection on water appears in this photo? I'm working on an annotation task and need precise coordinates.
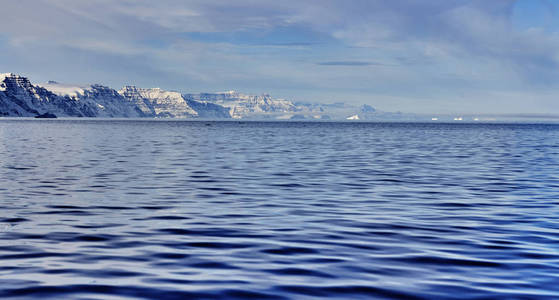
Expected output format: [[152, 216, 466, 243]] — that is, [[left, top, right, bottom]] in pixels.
[[1, 120, 559, 299]]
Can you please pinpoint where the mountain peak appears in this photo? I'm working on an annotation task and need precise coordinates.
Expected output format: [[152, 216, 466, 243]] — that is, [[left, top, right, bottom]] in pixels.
[[0, 72, 18, 79], [0, 73, 28, 82], [120, 85, 145, 93], [1, 73, 33, 90], [360, 104, 376, 113]]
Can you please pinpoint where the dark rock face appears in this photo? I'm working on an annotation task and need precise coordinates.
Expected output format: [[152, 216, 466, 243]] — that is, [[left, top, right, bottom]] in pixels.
[[186, 99, 231, 119], [35, 112, 57, 118], [1, 74, 62, 117], [290, 114, 307, 120]]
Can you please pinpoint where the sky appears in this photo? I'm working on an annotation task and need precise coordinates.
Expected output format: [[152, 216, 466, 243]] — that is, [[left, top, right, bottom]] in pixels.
[[1, 0, 559, 114]]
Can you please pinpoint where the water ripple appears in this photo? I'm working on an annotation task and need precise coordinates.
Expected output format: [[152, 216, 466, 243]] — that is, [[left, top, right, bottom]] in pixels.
[[1, 120, 559, 299]]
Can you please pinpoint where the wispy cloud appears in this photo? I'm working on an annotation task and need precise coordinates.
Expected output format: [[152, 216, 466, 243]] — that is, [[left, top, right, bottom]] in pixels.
[[1, 0, 559, 114]]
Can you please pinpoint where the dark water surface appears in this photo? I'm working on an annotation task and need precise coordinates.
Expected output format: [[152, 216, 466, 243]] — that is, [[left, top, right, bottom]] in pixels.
[[0, 120, 558, 299]]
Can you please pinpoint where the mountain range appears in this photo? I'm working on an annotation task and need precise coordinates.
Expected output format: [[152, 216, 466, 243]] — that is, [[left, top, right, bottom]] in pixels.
[[0, 72, 386, 120]]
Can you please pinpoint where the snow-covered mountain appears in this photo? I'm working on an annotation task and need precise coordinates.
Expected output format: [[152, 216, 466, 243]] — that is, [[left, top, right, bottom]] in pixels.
[[118, 86, 198, 118], [0, 73, 232, 118], [184, 91, 297, 119], [1, 72, 390, 120], [40, 81, 144, 117], [0, 73, 142, 117]]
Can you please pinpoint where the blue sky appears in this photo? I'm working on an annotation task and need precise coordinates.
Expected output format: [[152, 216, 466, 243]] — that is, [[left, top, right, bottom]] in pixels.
[[1, 0, 559, 114]]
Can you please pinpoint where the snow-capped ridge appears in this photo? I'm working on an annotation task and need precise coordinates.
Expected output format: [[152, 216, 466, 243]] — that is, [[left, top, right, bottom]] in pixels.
[[1, 73, 143, 117], [1, 73, 16, 82], [184, 90, 297, 119], [118, 86, 199, 118], [38, 82, 89, 98], [2, 72, 382, 120], [1, 73, 33, 90]]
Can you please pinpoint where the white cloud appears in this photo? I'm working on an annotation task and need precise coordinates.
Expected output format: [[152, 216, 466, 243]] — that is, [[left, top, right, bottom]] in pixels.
[[1, 0, 559, 113]]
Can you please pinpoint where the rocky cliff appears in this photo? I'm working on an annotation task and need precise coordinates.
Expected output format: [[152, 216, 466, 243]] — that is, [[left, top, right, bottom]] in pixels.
[[118, 86, 198, 118], [184, 91, 297, 119]]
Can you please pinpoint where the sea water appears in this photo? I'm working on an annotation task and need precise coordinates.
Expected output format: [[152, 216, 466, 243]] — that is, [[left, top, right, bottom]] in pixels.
[[0, 120, 558, 299]]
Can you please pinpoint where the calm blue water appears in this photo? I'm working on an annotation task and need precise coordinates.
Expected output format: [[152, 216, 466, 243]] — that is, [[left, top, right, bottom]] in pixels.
[[0, 120, 558, 299]]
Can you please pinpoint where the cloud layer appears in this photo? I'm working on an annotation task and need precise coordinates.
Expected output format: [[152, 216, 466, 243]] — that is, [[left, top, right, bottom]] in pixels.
[[1, 0, 558, 114]]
